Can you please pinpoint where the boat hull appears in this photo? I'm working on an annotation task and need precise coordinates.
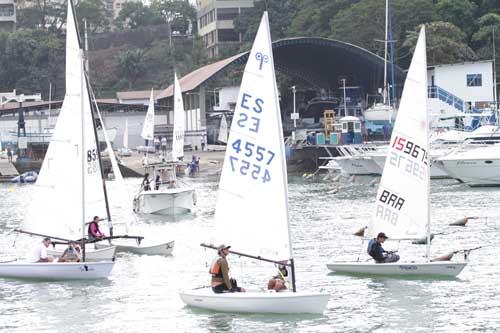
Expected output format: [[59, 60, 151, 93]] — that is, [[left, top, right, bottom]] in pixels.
[[179, 288, 329, 314], [334, 156, 382, 175], [47, 246, 116, 261], [326, 261, 467, 277], [0, 261, 114, 280], [437, 158, 500, 186], [95, 240, 174, 255], [134, 187, 195, 215]]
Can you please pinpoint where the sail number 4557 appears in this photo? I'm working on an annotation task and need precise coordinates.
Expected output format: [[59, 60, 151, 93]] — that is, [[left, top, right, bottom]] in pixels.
[[229, 139, 274, 183]]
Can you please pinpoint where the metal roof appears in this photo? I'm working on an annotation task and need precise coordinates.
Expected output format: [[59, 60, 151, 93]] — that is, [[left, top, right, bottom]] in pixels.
[[157, 37, 406, 100]]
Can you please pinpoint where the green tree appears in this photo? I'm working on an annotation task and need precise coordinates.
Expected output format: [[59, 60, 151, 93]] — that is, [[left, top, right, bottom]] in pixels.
[[150, 0, 197, 35], [115, 2, 163, 30], [403, 22, 477, 65], [76, 0, 111, 33], [117, 49, 147, 89], [435, 0, 477, 38], [289, 0, 359, 38], [233, 0, 298, 48]]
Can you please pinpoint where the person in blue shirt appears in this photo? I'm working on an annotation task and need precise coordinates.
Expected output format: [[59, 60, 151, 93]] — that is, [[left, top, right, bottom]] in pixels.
[[367, 232, 400, 263]]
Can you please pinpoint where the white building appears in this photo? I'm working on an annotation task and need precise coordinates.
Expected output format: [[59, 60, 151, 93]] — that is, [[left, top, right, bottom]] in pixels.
[[0, 0, 16, 32], [213, 86, 239, 111], [427, 60, 495, 112]]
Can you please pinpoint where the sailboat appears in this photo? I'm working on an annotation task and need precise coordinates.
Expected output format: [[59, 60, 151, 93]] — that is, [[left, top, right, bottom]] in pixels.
[[217, 114, 229, 144], [327, 27, 467, 277], [0, 0, 115, 280], [364, 0, 397, 124], [179, 13, 329, 314], [133, 74, 195, 215], [118, 118, 132, 157]]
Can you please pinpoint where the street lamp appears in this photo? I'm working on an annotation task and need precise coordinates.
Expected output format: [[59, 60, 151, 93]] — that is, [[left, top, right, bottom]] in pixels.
[[290, 86, 299, 142]]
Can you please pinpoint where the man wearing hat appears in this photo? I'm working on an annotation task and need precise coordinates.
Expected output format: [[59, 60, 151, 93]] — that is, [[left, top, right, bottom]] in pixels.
[[209, 244, 245, 293], [367, 232, 400, 263]]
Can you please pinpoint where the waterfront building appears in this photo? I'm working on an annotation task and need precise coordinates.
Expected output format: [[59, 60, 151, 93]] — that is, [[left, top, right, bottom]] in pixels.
[[0, 0, 16, 32], [196, 0, 254, 58]]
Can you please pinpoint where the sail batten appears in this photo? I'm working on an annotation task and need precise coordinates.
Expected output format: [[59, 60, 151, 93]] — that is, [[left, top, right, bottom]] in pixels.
[[213, 13, 292, 262]]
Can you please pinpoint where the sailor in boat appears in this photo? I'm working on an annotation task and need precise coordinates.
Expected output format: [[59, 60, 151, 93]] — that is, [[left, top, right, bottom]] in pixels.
[[267, 265, 288, 292], [58, 241, 81, 263], [30, 237, 54, 263], [88, 216, 106, 240], [209, 244, 246, 293], [142, 173, 151, 191], [367, 232, 400, 263]]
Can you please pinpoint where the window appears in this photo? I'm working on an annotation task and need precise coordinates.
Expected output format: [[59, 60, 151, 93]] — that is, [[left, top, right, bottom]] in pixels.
[[217, 8, 239, 21], [218, 29, 239, 42], [466, 74, 482, 87]]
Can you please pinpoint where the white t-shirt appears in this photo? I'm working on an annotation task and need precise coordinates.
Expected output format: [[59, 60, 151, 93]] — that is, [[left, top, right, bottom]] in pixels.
[[161, 137, 167, 146], [29, 243, 48, 262]]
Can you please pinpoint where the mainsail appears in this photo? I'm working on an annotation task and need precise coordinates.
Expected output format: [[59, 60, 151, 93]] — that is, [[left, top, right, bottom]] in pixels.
[[27, 0, 107, 240], [213, 13, 292, 262], [172, 73, 185, 161], [217, 114, 228, 144], [141, 89, 155, 142], [367, 27, 429, 240]]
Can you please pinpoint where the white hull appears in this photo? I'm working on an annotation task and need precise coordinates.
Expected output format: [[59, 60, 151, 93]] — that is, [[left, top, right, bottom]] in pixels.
[[179, 288, 329, 314], [334, 156, 382, 175], [369, 154, 450, 178], [134, 187, 195, 215], [47, 246, 117, 261], [95, 240, 174, 255], [437, 158, 500, 186], [364, 104, 397, 122], [0, 261, 114, 280], [326, 261, 466, 277]]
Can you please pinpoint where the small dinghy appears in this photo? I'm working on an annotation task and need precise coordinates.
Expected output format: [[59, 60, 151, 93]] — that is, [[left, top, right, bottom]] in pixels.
[[47, 245, 117, 261], [327, 27, 468, 278], [179, 12, 329, 314], [0, 0, 115, 280]]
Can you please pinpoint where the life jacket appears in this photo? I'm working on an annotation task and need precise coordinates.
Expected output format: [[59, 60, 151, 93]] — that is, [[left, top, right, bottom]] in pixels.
[[209, 257, 224, 279], [88, 222, 99, 237]]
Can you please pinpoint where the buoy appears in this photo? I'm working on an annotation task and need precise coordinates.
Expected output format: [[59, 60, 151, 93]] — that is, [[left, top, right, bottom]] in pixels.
[[430, 252, 454, 262], [449, 217, 468, 226], [411, 233, 435, 244], [353, 226, 367, 237]]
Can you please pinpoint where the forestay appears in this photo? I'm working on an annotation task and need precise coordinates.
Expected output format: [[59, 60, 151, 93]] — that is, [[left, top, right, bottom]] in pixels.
[[141, 90, 155, 141], [27, 1, 107, 240], [212, 13, 292, 262], [367, 27, 429, 240], [172, 73, 185, 161]]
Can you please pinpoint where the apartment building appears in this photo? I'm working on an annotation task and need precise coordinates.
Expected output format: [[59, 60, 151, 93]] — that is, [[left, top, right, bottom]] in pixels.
[[196, 0, 254, 58], [0, 0, 16, 32]]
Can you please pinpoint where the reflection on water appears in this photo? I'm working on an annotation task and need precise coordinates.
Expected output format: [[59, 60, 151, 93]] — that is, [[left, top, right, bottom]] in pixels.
[[0, 176, 500, 332]]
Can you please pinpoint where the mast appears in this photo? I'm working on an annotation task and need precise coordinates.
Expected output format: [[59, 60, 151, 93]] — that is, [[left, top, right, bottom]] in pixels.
[[423, 27, 431, 262], [84, 18, 89, 73], [493, 27, 498, 125], [388, 0, 396, 107], [383, 0, 389, 105], [80, 51, 87, 262]]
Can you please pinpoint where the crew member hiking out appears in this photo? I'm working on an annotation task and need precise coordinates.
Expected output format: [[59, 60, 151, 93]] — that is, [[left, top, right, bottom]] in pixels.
[[209, 244, 246, 293], [367, 232, 400, 263]]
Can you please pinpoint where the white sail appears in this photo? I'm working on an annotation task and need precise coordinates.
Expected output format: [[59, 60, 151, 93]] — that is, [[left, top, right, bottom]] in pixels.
[[367, 27, 429, 240], [141, 89, 155, 141], [123, 118, 129, 149], [27, 1, 107, 240], [172, 73, 185, 161], [217, 114, 228, 144], [213, 13, 292, 261]]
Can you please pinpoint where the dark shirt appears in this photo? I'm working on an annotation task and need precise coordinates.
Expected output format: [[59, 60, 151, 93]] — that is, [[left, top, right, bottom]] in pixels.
[[367, 238, 385, 262]]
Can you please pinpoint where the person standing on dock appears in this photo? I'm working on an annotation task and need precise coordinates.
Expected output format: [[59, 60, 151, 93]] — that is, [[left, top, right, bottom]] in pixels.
[[7, 146, 12, 163], [209, 244, 246, 293]]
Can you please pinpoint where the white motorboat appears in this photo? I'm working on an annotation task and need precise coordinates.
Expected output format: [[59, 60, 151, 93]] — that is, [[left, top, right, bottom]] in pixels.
[[0, 0, 114, 280], [47, 245, 117, 261], [180, 13, 329, 314], [327, 27, 467, 278], [134, 76, 195, 215], [437, 144, 500, 186], [364, 103, 397, 122], [95, 240, 174, 256]]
